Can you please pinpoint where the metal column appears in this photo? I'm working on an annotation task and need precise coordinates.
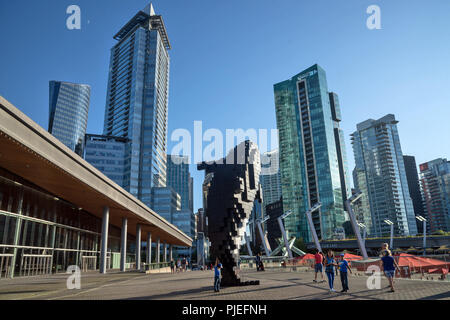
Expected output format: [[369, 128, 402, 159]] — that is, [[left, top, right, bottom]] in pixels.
[[345, 200, 368, 259], [256, 221, 271, 256], [277, 217, 293, 259], [423, 220, 427, 256], [136, 224, 141, 271], [363, 227, 367, 246], [100, 206, 109, 274], [120, 218, 127, 272], [390, 224, 394, 249], [305, 211, 322, 253], [169, 245, 173, 261]]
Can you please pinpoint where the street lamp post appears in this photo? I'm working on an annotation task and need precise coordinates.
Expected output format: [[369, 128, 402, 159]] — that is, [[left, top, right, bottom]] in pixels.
[[416, 216, 427, 255], [345, 192, 368, 259], [384, 219, 394, 249], [305, 203, 323, 253], [277, 210, 293, 259]]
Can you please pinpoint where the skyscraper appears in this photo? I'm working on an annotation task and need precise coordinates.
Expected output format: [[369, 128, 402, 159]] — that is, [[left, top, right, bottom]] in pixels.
[[260, 150, 282, 215], [274, 64, 348, 241], [351, 114, 418, 237], [403, 155, 426, 233], [48, 81, 90, 156], [103, 3, 170, 206], [419, 158, 450, 233], [150, 187, 180, 223], [167, 155, 193, 212], [352, 169, 374, 235], [84, 134, 130, 186]]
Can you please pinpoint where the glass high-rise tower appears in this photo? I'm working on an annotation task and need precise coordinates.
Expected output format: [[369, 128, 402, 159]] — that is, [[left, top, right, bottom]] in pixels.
[[48, 81, 90, 156], [419, 158, 450, 233], [273, 64, 348, 241], [167, 155, 193, 212], [351, 114, 418, 237], [260, 150, 282, 215], [103, 4, 171, 206]]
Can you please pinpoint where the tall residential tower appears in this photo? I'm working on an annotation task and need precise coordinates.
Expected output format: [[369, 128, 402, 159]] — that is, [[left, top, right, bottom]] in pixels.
[[103, 4, 170, 206], [351, 114, 418, 237]]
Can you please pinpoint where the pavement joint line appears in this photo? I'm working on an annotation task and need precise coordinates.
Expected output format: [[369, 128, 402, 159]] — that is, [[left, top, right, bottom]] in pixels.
[[3, 273, 142, 300], [46, 274, 146, 300]]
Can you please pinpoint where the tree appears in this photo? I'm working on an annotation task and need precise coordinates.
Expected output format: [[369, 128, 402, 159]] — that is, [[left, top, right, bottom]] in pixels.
[[293, 237, 307, 252]]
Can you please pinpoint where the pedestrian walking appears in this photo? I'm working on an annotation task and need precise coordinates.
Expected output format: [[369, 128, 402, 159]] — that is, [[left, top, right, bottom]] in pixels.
[[182, 257, 186, 272], [170, 259, 175, 274], [325, 250, 338, 292], [380, 242, 389, 257], [213, 258, 222, 292], [381, 249, 400, 292], [313, 249, 325, 283], [338, 253, 352, 292]]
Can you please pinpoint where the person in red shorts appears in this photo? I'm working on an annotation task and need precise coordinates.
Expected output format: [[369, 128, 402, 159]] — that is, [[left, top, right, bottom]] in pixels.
[[313, 249, 325, 283]]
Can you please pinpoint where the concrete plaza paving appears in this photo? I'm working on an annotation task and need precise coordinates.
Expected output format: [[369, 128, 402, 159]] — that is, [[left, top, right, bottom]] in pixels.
[[0, 268, 449, 300]]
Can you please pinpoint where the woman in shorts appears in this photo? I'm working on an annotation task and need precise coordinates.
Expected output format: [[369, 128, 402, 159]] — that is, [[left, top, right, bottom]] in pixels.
[[381, 249, 400, 292]]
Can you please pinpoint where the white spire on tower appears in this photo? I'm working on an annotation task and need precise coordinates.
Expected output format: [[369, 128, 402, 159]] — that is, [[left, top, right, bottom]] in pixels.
[[143, 3, 156, 16]]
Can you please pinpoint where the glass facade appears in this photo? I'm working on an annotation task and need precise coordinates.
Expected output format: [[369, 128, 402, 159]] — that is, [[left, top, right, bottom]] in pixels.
[[351, 114, 418, 237], [166, 155, 193, 212], [274, 64, 347, 242], [84, 134, 130, 186], [48, 81, 90, 156], [330, 93, 352, 207], [403, 155, 426, 233], [0, 168, 136, 278], [150, 187, 181, 223], [103, 5, 171, 207], [172, 209, 195, 258], [352, 169, 374, 235], [419, 158, 450, 233], [260, 150, 282, 216]]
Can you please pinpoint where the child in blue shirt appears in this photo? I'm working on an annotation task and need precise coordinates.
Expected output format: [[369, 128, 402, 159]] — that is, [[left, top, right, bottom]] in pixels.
[[338, 254, 352, 292], [214, 258, 222, 292]]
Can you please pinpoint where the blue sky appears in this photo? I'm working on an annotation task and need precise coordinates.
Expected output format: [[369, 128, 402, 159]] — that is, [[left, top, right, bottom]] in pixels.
[[1, 0, 449, 213]]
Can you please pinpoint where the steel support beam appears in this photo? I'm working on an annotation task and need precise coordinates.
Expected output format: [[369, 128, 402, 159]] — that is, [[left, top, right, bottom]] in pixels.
[[345, 200, 368, 259], [277, 217, 293, 259]]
